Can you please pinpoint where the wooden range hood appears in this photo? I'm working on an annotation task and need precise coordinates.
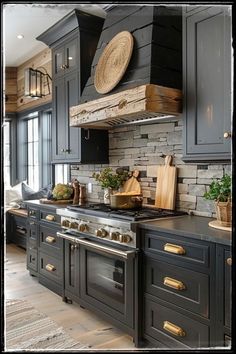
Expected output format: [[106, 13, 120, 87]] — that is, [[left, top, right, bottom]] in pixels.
[[70, 5, 182, 129]]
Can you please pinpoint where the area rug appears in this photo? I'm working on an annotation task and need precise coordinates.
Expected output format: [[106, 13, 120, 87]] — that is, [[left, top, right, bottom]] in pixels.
[[5, 299, 90, 350]]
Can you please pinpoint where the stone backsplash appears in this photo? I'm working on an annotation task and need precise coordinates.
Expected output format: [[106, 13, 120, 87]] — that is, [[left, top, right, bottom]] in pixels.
[[71, 118, 231, 217]]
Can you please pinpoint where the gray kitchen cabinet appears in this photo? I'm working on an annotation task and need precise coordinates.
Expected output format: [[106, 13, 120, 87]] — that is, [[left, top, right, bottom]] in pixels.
[[183, 6, 232, 161], [37, 10, 109, 164], [63, 239, 80, 303], [6, 210, 27, 249]]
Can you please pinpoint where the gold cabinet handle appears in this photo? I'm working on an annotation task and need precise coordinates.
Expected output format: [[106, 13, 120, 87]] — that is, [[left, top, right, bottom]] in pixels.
[[45, 215, 56, 221], [163, 321, 185, 337], [227, 257, 232, 266], [45, 264, 56, 272], [163, 277, 186, 291], [164, 243, 186, 255], [224, 132, 231, 139], [45, 236, 56, 244]]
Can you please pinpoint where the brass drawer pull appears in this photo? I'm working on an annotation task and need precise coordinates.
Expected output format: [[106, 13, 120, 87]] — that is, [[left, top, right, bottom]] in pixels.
[[163, 321, 185, 337], [45, 215, 56, 221], [46, 236, 56, 244], [45, 264, 56, 272], [227, 257, 232, 266], [29, 222, 35, 225], [164, 243, 186, 255], [164, 277, 186, 291]]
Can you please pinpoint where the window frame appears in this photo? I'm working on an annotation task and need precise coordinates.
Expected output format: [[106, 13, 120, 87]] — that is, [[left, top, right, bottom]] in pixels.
[[3, 114, 17, 187]]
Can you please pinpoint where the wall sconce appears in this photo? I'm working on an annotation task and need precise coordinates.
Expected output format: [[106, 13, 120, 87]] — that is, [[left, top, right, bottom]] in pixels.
[[24, 67, 52, 99]]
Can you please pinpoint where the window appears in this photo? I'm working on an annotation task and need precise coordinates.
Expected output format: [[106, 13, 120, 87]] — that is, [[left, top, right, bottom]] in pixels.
[[3, 121, 11, 187], [27, 116, 39, 190], [54, 164, 70, 184]]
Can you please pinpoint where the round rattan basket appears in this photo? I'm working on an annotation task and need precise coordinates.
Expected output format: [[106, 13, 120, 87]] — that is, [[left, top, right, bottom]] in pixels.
[[215, 200, 232, 227], [94, 31, 134, 94]]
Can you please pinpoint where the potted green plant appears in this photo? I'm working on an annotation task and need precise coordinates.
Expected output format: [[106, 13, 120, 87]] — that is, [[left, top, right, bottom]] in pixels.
[[204, 174, 232, 227], [92, 167, 129, 204]]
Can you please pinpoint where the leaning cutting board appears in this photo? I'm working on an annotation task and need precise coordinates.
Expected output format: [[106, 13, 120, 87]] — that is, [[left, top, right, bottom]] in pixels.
[[122, 170, 141, 194], [155, 155, 177, 210]]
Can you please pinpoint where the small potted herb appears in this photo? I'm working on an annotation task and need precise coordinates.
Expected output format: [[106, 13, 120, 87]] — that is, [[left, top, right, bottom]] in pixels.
[[92, 167, 129, 204], [204, 174, 232, 226]]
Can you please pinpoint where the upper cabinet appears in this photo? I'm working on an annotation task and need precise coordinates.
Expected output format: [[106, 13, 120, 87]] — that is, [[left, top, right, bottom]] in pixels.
[[183, 6, 232, 161], [37, 10, 109, 164]]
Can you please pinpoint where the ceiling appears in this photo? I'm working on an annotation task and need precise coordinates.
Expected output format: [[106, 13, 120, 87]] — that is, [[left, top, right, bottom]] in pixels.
[[3, 3, 112, 67]]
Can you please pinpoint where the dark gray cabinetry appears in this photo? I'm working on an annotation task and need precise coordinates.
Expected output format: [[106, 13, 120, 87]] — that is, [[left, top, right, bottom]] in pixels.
[[141, 229, 214, 349], [6, 211, 27, 249], [216, 245, 231, 347], [37, 10, 109, 164], [64, 240, 80, 303], [183, 6, 232, 161], [26, 203, 63, 296]]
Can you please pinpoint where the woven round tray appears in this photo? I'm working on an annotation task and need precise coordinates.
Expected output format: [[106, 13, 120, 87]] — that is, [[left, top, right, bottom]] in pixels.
[[94, 31, 134, 94]]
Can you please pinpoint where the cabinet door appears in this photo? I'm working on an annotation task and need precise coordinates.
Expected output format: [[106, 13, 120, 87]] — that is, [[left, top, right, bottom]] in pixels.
[[224, 250, 231, 329], [64, 37, 78, 75], [53, 44, 65, 79], [52, 77, 67, 161], [64, 240, 80, 297], [65, 71, 81, 161], [183, 7, 232, 161]]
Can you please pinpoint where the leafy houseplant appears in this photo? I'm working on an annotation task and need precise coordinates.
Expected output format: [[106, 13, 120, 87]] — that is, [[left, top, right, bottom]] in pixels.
[[92, 167, 129, 204], [204, 174, 232, 226]]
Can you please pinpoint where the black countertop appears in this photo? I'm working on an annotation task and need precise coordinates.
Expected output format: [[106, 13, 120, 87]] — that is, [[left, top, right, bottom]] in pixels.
[[139, 215, 232, 246]]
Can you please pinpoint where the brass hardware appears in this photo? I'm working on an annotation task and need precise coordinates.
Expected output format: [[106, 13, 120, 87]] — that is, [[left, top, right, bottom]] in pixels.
[[61, 219, 70, 227], [45, 264, 56, 272], [46, 236, 56, 244], [119, 234, 132, 243], [45, 215, 56, 221], [95, 228, 108, 238], [60, 65, 64, 69], [109, 231, 120, 241], [68, 222, 78, 229], [164, 277, 186, 291], [78, 223, 88, 232], [224, 132, 231, 139], [164, 243, 186, 255], [163, 321, 185, 337], [227, 257, 232, 266]]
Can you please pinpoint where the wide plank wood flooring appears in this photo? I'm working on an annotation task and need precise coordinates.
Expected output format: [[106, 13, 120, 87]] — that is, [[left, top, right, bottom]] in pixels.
[[4, 244, 139, 350]]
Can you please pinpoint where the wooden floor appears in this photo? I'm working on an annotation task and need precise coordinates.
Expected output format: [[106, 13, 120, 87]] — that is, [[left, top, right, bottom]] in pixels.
[[5, 243, 139, 350]]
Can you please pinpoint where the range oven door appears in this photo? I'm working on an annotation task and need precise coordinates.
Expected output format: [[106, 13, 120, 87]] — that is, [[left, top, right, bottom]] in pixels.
[[78, 238, 136, 329]]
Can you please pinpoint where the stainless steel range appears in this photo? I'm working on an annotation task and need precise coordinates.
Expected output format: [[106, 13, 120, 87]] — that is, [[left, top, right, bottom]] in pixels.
[[56, 203, 185, 248], [56, 203, 186, 340]]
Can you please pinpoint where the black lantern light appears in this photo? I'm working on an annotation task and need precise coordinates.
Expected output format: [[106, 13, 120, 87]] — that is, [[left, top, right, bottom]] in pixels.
[[24, 67, 52, 98]]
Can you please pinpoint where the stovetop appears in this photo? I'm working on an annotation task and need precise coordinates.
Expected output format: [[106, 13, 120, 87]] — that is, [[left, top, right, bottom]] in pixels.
[[67, 203, 185, 222]]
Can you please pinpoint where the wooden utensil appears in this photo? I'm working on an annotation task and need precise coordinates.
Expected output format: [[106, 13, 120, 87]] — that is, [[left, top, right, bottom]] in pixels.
[[122, 170, 141, 194], [155, 155, 177, 210]]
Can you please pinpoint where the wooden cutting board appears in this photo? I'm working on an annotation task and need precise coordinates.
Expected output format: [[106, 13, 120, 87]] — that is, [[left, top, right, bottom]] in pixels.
[[122, 170, 141, 194], [155, 156, 177, 210], [39, 198, 73, 204]]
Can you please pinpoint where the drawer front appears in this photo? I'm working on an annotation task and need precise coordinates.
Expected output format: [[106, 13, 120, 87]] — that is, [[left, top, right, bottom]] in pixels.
[[27, 220, 38, 243], [39, 252, 63, 284], [40, 210, 61, 226], [145, 257, 209, 318], [144, 232, 209, 268], [28, 207, 39, 219], [39, 225, 62, 257], [27, 249, 37, 272], [144, 297, 209, 349]]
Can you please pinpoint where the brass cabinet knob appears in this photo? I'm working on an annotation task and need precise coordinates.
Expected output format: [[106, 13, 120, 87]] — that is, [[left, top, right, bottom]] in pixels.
[[163, 321, 185, 337], [227, 257, 232, 266], [45, 264, 56, 272], [45, 236, 56, 244], [45, 214, 55, 221], [224, 132, 231, 139], [164, 243, 186, 255]]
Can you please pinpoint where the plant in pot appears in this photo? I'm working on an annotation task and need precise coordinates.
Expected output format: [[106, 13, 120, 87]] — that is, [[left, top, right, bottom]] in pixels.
[[204, 174, 232, 227], [92, 167, 130, 204]]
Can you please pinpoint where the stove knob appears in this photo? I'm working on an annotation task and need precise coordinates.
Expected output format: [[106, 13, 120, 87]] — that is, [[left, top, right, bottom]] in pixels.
[[95, 228, 108, 238], [109, 231, 120, 241], [61, 219, 70, 227], [69, 221, 78, 229], [119, 234, 132, 243], [78, 223, 88, 232]]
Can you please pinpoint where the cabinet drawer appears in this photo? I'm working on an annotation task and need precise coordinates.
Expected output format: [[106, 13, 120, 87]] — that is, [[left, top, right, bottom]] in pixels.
[[144, 297, 209, 349], [145, 257, 209, 318], [144, 232, 210, 268], [27, 220, 37, 242], [39, 252, 63, 284], [27, 249, 37, 272], [39, 225, 62, 257], [28, 207, 39, 219], [40, 210, 61, 225]]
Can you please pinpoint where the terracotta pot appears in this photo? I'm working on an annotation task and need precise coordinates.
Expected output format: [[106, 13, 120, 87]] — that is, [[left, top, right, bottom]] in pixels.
[[215, 200, 232, 227], [110, 194, 143, 209]]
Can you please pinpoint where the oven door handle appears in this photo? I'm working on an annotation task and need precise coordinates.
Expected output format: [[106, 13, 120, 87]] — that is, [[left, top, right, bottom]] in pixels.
[[57, 231, 80, 244], [77, 238, 136, 259]]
